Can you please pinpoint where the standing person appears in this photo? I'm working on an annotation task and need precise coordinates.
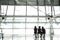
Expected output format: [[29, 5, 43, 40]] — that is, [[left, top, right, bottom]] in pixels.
[[34, 26, 38, 40], [42, 27, 46, 40], [38, 26, 42, 40]]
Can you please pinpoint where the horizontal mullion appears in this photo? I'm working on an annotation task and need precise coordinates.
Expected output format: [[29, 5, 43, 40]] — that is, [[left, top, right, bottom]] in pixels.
[[0, 28, 60, 29]]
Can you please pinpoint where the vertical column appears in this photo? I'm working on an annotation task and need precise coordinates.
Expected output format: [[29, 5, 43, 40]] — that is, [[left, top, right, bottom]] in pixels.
[[0, 5, 1, 15], [37, 0, 39, 40], [25, 0, 27, 40], [12, 5, 16, 40], [51, 0, 54, 5], [49, 19, 54, 40], [44, 0, 46, 5], [59, 0, 60, 5], [0, 5, 3, 40]]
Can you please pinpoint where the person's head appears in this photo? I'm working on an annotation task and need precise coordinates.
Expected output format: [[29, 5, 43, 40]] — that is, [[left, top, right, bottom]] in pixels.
[[42, 27, 44, 29], [34, 26, 36, 28], [39, 26, 41, 29]]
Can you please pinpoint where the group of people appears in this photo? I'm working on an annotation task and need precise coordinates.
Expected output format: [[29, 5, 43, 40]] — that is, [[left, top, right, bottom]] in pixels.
[[34, 26, 46, 40]]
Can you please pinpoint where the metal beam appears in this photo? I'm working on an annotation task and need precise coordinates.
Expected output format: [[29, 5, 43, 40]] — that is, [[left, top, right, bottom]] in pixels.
[[0, 15, 60, 18], [1, 22, 60, 23], [0, 15, 48, 17], [0, 28, 60, 29], [0, 0, 59, 6]]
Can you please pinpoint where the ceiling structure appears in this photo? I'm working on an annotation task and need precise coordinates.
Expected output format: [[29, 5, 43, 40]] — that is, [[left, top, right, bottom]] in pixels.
[[0, 0, 60, 6]]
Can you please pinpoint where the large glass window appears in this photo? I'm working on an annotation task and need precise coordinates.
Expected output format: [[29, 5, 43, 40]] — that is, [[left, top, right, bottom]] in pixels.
[[0, 5, 60, 40]]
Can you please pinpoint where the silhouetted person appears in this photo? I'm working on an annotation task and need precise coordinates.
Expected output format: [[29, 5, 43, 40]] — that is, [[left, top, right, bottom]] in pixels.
[[42, 27, 46, 40], [34, 26, 37, 34], [34, 26, 37, 39], [38, 26, 41, 37]]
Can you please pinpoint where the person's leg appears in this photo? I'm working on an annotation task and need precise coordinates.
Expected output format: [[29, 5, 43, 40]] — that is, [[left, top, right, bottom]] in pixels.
[[37, 34, 39, 40], [34, 34, 36, 40], [40, 34, 42, 40], [43, 34, 45, 40], [44, 34, 45, 40], [40, 34, 41, 38]]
